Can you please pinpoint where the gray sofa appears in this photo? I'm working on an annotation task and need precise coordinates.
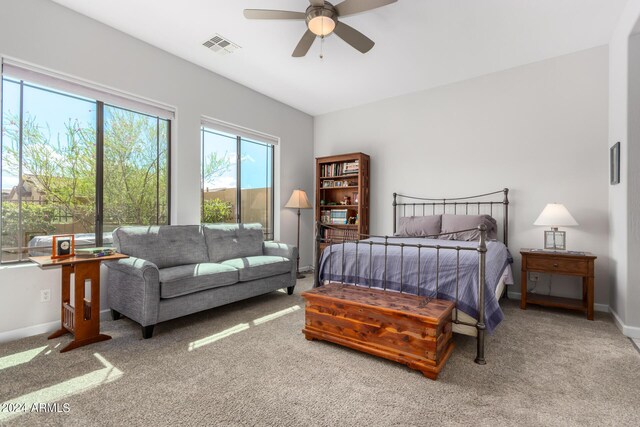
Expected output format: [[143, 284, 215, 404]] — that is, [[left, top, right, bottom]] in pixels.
[[105, 223, 298, 338]]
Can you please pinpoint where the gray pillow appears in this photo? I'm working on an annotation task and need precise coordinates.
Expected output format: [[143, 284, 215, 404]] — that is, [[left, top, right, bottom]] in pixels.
[[113, 225, 209, 269], [439, 214, 498, 241], [397, 215, 442, 237], [202, 223, 264, 262]]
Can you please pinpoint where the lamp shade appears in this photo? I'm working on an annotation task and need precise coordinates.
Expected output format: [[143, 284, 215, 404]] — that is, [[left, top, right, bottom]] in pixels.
[[285, 189, 311, 209], [533, 204, 578, 227]]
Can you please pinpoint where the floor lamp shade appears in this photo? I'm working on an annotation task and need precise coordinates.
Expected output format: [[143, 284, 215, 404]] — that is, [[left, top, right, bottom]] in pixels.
[[285, 189, 311, 279], [285, 189, 312, 209]]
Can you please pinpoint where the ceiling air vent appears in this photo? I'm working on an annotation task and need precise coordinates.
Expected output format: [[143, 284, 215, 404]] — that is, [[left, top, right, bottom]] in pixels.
[[203, 34, 241, 55]]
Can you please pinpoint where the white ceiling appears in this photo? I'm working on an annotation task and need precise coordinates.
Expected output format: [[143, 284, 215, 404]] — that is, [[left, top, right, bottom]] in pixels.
[[51, 0, 627, 116]]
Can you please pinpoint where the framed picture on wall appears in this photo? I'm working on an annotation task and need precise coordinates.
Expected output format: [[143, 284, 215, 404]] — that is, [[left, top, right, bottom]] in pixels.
[[610, 141, 620, 185]]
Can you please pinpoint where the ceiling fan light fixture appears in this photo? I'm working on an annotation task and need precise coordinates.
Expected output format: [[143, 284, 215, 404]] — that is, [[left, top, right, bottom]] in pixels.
[[308, 15, 336, 36], [306, 6, 337, 36]]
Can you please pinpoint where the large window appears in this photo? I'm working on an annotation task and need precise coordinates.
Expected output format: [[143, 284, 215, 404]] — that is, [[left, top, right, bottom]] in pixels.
[[201, 126, 274, 240], [1, 72, 170, 263]]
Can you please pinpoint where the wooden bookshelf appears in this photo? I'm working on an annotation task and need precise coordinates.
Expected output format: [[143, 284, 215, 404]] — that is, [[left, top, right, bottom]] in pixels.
[[315, 153, 370, 250]]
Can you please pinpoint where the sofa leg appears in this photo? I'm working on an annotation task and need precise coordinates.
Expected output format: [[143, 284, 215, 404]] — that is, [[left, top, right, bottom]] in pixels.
[[111, 309, 122, 321], [142, 325, 155, 339], [287, 286, 295, 295]]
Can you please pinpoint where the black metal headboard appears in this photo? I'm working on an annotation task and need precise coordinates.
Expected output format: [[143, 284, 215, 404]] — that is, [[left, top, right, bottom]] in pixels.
[[392, 188, 510, 246]]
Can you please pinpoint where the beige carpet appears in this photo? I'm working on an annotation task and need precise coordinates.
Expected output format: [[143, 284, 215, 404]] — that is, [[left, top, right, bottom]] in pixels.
[[1, 277, 639, 426]]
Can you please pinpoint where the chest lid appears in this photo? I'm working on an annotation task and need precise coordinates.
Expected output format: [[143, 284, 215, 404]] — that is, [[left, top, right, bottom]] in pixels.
[[303, 283, 454, 325]]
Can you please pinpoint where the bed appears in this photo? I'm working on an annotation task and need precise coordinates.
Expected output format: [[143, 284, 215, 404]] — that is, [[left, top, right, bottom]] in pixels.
[[314, 189, 512, 364]]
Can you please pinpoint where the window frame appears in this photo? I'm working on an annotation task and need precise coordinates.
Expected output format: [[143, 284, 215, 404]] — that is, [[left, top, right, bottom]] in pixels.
[[0, 77, 172, 263], [200, 127, 275, 240]]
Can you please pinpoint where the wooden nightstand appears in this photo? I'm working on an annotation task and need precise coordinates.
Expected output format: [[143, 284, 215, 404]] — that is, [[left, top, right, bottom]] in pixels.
[[520, 249, 597, 320]]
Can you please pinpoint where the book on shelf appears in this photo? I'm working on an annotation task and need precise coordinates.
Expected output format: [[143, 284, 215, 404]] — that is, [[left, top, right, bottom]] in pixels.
[[323, 227, 359, 242], [342, 161, 359, 174], [329, 209, 348, 224], [75, 247, 117, 258], [320, 160, 359, 178]]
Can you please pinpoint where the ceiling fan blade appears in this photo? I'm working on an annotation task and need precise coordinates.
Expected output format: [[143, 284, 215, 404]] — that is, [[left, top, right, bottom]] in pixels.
[[243, 9, 306, 20], [292, 30, 316, 57], [334, 0, 397, 17], [309, 0, 325, 6], [333, 22, 374, 54]]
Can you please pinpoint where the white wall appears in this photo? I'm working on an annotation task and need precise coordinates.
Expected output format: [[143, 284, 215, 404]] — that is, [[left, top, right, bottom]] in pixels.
[[628, 33, 640, 329], [315, 47, 611, 307], [0, 0, 314, 340], [608, 0, 640, 338]]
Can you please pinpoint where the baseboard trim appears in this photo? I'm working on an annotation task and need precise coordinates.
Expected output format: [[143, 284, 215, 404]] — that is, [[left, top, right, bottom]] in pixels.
[[0, 309, 111, 344], [506, 291, 609, 313], [610, 308, 640, 339]]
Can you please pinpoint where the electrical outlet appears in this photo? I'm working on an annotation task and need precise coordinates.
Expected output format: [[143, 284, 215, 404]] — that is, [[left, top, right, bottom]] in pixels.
[[529, 272, 540, 282], [40, 289, 51, 303]]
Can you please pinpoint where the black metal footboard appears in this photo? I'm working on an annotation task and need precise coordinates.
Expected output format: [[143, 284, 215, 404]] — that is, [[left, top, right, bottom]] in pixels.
[[314, 223, 489, 364], [313, 188, 509, 365]]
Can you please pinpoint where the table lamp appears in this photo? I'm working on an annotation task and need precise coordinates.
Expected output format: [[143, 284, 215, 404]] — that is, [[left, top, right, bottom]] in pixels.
[[533, 203, 578, 251], [285, 189, 311, 278]]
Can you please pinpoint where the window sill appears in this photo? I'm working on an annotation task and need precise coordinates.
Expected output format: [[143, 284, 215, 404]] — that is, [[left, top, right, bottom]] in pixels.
[[0, 261, 38, 271]]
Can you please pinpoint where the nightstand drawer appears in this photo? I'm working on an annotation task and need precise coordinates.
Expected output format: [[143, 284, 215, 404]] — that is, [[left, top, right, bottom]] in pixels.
[[526, 257, 588, 275]]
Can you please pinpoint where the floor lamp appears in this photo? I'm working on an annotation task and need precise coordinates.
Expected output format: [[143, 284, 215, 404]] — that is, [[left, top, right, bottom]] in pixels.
[[285, 189, 311, 279]]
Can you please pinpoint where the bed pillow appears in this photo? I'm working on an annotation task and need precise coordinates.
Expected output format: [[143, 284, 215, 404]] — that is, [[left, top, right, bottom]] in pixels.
[[397, 215, 442, 237], [439, 214, 498, 241]]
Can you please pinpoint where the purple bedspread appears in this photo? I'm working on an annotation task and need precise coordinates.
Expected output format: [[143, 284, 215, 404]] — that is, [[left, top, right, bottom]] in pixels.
[[318, 237, 512, 334]]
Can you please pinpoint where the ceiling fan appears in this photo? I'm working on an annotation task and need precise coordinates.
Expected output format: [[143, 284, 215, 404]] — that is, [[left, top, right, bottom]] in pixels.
[[243, 0, 397, 57]]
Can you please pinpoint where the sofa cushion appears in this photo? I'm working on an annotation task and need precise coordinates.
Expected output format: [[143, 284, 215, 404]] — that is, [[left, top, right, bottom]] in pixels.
[[113, 225, 209, 269], [221, 256, 291, 282], [202, 223, 264, 263], [158, 263, 239, 299]]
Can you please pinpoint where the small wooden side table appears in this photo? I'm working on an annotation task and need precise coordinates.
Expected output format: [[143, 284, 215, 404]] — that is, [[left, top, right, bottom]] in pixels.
[[520, 249, 597, 320], [30, 253, 129, 352]]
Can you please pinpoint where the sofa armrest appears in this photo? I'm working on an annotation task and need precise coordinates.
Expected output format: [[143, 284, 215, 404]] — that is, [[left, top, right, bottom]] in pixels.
[[264, 241, 298, 287], [263, 241, 298, 261], [104, 256, 160, 327], [104, 256, 159, 279]]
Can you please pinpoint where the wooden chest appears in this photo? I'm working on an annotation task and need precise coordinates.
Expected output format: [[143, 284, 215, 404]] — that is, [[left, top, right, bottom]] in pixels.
[[302, 283, 455, 380]]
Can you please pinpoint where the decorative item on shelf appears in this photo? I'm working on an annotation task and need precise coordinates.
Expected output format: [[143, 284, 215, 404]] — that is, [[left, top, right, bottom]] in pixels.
[[285, 189, 312, 279], [533, 203, 578, 251], [340, 196, 351, 205], [320, 199, 326, 206], [51, 234, 75, 259], [321, 210, 331, 224], [610, 141, 620, 185], [348, 216, 357, 225], [353, 192, 359, 205]]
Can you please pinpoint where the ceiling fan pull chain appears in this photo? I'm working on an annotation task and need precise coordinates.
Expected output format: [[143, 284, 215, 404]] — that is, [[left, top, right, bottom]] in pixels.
[[320, 35, 325, 59]]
